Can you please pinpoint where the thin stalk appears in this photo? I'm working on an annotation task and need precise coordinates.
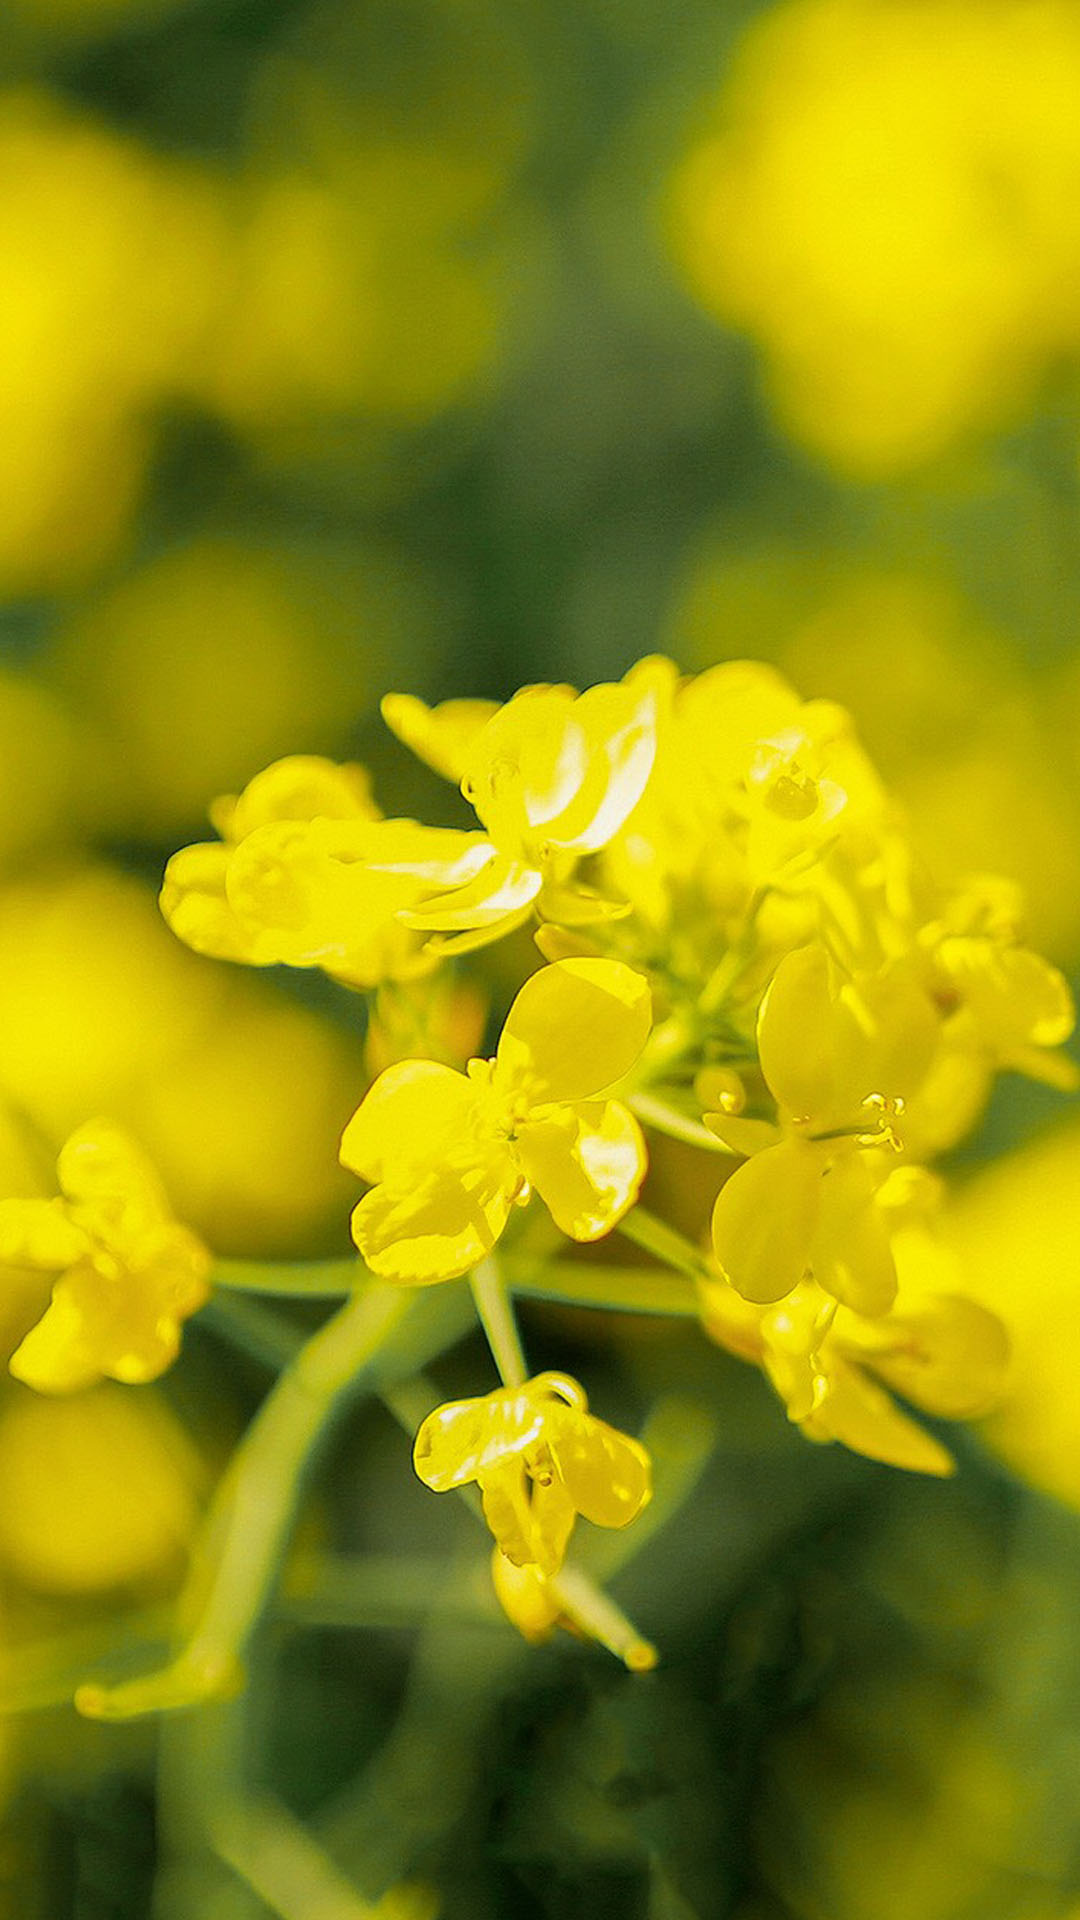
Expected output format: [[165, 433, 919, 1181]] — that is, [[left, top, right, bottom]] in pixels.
[[469, 1253, 528, 1387], [616, 1206, 713, 1284], [507, 1259, 698, 1318]]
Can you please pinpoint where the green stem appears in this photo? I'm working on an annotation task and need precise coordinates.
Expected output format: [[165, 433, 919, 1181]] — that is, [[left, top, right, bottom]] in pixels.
[[508, 1259, 698, 1318], [629, 1091, 729, 1155], [76, 1282, 474, 1721], [212, 1257, 358, 1297], [547, 1564, 657, 1672], [616, 1206, 712, 1284], [470, 1253, 528, 1388]]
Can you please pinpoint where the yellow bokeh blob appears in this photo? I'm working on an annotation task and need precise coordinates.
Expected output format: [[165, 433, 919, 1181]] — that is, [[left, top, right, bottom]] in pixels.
[[0, 866, 227, 1140], [668, 0, 1080, 474], [46, 537, 425, 839], [130, 988, 366, 1257], [948, 1121, 1080, 1510], [0, 91, 225, 591], [0, 1385, 202, 1595]]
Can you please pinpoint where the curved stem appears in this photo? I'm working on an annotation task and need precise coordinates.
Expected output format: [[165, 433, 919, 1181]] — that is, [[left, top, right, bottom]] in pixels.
[[77, 1281, 474, 1721]]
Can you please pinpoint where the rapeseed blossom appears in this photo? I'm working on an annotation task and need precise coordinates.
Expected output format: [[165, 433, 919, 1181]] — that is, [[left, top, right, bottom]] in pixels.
[[0, 1120, 210, 1393], [340, 958, 651, 1282], [144, 650, 1077, 1686], [413, 1370, 651, 1574], [380, 674, 658, 944]]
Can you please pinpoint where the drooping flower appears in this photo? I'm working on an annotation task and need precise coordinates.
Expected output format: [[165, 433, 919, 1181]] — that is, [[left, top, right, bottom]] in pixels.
[[700, 1212, 1009, 1476], [0, 1121, 211, 1394], [413, 1370, 652, 1574], [340, 958, 651, 1283], [160, 753, 489, 987], [708, 943, 939, 1311], [378, 674, 658, 947]]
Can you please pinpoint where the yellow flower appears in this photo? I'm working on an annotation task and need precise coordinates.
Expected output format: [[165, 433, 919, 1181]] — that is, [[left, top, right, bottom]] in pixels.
[[378, 675, 658, 947], [340, 958, 651, 1283], [413, 1370, 652, 1574], [922, 875, 1075, 1081], [700, 1251, 1008, 1477], [161, 753, 488, 987], [0, 1121, 210, 1393], [708, 944, 938, 1310]]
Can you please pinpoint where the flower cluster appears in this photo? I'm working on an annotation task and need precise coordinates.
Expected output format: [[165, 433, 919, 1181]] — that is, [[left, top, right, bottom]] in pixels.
[[156, 660, 1073, 1549], [8, 654, 1065, 1673]]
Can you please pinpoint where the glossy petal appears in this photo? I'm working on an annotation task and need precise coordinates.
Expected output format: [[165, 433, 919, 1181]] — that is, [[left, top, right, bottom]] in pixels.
[[398, 850, 542, 932], [548, 1415, 652, 1528], [0, 1198, 90, 1270], [711, 1139, 821, 1303], [340, 1061, 486, 1186], [381, 693, 500, 784], [543, 681, 658, 853], [460, 688, 581, 852], [496, 958, 652, 1102], [516, 1100, 646, 1240], [350, 1166, 512, 1283], [413, 1387, 549, 1491]]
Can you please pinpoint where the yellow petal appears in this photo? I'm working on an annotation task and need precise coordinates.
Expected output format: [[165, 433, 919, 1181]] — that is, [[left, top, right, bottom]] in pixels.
[[516, 1100, 646, 1241], [216, 755, 378, 841], [540, 680, 657, 853], [9, 1287, 103, 1393], [160, 842, 261, 964], [704, 1114, 783, 1156], [803, 1357, 955, 1476], [398, 851, 542, 932], [459, 687, 582, 852], [413, 1387, 548, 1491], [0, 1197, 89, 1270], [381, 693, 500, 784], [57, 1119, 169, 1222], [350, 1166, 512, 1284], [481, 1469, 576, 1575], [811, 1154, 897, 1315], [496, 958, 652, 1102], [757, 945, 840, 1119], [339, 1060, 483, 1186], [491, 1548, 563, 1643], [939, 939, 1074, 1052], [711, 1139, 821, 1303], [846, 1291, 1010, 1418], [548, 1413, 652, 1528]]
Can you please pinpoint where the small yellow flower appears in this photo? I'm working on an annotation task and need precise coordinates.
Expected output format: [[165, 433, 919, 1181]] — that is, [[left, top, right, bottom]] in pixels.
[[340, 958, 651, 1283], [161, 753, 488, 987], [700, 1254, 1008, 1477], [379, 675, 658, 946], [708, 943, 938, 1310], [0, 1120, 211, 1394], [413, 1370, 652, 1574]]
